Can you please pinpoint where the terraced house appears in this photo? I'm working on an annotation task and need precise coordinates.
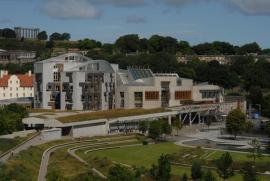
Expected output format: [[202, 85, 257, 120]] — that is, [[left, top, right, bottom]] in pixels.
[[34, 53, 224, 111]]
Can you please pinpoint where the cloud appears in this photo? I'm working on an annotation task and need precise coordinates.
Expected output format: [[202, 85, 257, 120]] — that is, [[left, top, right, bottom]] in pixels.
[[40, 0, 101, 19], [126, 16, 147, 24], [0, 18, 12, 24], [162, 0, 270, 15], [229, 0, 270, 15], [91, 0, 145, 7]]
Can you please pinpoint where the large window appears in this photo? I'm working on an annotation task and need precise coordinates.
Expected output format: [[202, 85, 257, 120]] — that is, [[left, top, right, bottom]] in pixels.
[[175, 91, 192, 100], [145, 91, 159, 100], [134, 92, 143, 108], [200, 90, 220, 99]]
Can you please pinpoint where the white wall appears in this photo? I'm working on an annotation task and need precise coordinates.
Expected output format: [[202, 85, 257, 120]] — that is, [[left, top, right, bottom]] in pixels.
[[71, 124, 107, 138]]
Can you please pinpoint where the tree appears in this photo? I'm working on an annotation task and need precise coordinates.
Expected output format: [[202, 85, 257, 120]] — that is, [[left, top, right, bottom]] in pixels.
[[180, 173, 188, 181], [1, 28, 16, 38], [150, 154, 171, 181], [148, 121, 161, 139], [79, 38, 102, 50], [161, 120, 172, 135], [172, 120, 183, 136], [108, 164, 135, 181], [49, 32, 62, 41], [245, 121, 254, 133], [61, 32, 71, 41], [237, 42, 261, 55], [205, 116, 214, 130], [248, 86, 263, 105], [138, 121, 149, 134], [37, 31, 48, 40], [215, 152, 234, 181], [266, 141, 270, 154], [148, 35, 179, 54], [241, 162, 259, 181], [248, 139, 262, 162], [191, 160, 203, 180], [202, 170, 217, 181], [115, 34, 140, 54], [226, 109, 246, 139]]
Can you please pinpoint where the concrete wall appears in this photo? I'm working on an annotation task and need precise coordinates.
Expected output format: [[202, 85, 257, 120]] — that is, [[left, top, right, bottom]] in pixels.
[[71, 123, 108, 138], [41, 128, 61, 141]]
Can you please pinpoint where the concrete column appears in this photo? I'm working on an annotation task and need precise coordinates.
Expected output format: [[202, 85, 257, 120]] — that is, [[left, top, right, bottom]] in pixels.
[[198, 112, 201, 124], [179, 113, 182, 123], [189, 112, 192, 126], [168, 115, 172, 125]]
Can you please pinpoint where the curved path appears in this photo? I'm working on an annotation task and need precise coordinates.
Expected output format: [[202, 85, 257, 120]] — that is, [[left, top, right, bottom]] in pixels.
[[37, 136, 136, 181]]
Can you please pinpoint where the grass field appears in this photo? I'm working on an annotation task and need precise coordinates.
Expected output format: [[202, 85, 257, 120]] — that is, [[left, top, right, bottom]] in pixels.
[[86, 142, 270, 181], [57, 108, 166, 123], [0, 132, 37, 155]]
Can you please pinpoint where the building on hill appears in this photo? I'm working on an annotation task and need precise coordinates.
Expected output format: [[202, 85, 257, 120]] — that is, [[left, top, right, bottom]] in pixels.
[[0, 70, 34, 101], [34, 53, 224, 111], [14, 27, 39, 40], [0, 49, 36, 64]]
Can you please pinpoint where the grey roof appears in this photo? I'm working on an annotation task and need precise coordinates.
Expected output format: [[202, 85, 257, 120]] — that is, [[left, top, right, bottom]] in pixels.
[[128, 68, 153, 80]]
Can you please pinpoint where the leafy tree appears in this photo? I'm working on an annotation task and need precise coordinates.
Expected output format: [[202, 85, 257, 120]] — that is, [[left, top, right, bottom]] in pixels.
[[248, 86, 263, 105], [226, 109, 246, 139], [108, 164, 135, 181], [1, 28, 16, 38], [241, 162, 259, 181], [61, 32, 71, 40], [49, 32, 62, 41], [248, 139, 262, 162], [265, 141, 270, 154], [191, 160, 203, 180], [148, 35, 178, 54], [178, 41, 193, 55], [37, 31, 48, 40], [79, 38, 102, 50], [215, 152, 234, 181], [115, 34, 140, 54], [245, 121, 254, 133], [138, 121, 149, 134], [172, 120, 183, 136], [237, 42, 261, 55], [180, 173, 188, 181], [148, 121, 161, 139], [205, 116, 214, 130], [202, 170, 217, 181], [150, 154, 171, 181], [161, 120, 172, 135]]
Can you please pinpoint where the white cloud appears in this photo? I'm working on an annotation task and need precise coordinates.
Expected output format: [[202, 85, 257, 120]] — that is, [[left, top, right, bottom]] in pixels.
[[162, 0, 270, 15], [40, 0, 101, 19]]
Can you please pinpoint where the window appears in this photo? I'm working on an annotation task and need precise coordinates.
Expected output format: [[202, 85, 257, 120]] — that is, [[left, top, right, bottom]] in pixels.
[[175, 91, 192, 100], [16, 87, 18, 91], [23, 93, 25, 97], [3, 93, 5, 97], [10, 87, 12, 91], [145, 91, 159, 100], [10, 81, 12, 84], [10, 93, 12, 97], [16, 93, 18, 97], [120, 92, 125, 108], [134, 92, 143, 108], [53, 72, 60, 82]]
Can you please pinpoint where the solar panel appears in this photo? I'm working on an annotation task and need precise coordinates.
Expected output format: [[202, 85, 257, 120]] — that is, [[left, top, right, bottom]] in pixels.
[[128, 68, 153, 80]]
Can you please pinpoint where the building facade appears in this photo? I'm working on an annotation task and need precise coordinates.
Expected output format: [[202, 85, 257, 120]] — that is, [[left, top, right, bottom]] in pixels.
[[0, 49, 36, 64], [14, 27, 40, 40], [0, 70, 34, 100], [34, 53, 224, 111]]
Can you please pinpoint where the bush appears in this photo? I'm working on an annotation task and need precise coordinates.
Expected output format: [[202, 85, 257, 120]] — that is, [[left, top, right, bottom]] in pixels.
[[142, 140, 148, 145]]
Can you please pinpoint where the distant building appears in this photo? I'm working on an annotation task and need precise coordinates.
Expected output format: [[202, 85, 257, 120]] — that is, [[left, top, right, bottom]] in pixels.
[[0, 49, 36, 64], [34, 53, 224, 111], [14, 27, 40, 40], [177, 55, 231, 65], [0, 70, 34, 101]]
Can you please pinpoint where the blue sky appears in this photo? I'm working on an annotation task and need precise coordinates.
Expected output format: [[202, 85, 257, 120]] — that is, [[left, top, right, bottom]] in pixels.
[[1, 0, 270, 48]]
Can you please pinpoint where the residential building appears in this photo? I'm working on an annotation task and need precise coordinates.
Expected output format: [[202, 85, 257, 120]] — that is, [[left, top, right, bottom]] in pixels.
[[0, 70, 34, 101], [34, 53, 224, 111], [14, 27, 40, 40], [0, 49, 36, 64]]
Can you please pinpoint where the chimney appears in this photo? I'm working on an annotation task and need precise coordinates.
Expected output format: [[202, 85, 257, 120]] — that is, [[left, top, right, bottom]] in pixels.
[[0, 70, 8, 78]]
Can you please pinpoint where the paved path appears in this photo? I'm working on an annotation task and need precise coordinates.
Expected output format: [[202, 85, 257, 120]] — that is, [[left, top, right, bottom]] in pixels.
[[0, 133, 45, 163], [37, 136, 136, 181]]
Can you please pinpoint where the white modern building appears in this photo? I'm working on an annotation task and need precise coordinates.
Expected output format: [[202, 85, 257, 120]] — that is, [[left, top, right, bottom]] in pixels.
[[0, 70, 34, 100], [14, 27, 40, 40], [34, 53, 224, 111]]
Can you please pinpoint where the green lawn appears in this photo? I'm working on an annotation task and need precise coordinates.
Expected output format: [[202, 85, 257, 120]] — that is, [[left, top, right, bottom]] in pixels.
[[87, 142, 270, 181], [57, 108, 166, 123]]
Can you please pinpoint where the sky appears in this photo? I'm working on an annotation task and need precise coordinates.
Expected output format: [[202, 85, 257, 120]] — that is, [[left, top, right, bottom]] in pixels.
[[0, 0, 270, 48]]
